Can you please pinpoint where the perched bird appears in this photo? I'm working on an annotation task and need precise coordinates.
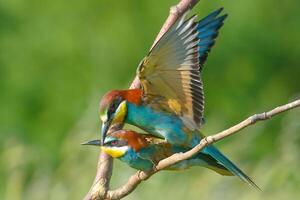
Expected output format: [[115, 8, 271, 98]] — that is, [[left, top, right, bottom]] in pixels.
[[83, 130, 233, 175], [100, 8, 227, 147], [97, 8, 258, 188]]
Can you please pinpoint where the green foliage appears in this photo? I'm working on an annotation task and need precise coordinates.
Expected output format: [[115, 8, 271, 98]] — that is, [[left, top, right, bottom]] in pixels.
[[0, 0, 299, 199]]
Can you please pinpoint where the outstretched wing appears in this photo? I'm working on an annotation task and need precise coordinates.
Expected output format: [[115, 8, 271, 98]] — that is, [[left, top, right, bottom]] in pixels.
[[138, 8, 227, 129]]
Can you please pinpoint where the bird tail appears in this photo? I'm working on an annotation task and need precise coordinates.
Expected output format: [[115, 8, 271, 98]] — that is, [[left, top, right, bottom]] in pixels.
[[203, 145, 261, 190], [192, 152, 233, 176]]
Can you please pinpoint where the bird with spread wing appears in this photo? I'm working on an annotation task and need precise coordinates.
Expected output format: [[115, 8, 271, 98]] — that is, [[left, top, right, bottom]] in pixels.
[[88, 8, 259, 188]]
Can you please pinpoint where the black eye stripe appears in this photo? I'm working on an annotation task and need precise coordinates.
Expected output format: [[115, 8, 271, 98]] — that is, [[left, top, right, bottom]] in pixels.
[[107, 139, 127, 147], [110, 140, 118, 145], [109, 98, 123, 113]]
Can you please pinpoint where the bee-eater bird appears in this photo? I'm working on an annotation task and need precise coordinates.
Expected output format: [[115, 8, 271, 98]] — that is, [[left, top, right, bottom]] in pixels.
[[83, 130, 259, 189], [100, 8, 226, 146], [83, 130, 233, 174], [98, 8, 258, 188]]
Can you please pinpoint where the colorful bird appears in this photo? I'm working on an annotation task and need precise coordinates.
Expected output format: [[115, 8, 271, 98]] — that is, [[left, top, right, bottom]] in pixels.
[[97, 8, 258, 188], [83, 130, 233, 175], [100, 8, 227, 147], [83, 130, 260, 189]]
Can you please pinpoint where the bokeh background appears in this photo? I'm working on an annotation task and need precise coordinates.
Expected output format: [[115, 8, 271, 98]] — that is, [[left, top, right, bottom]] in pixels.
[[1, 0, 300, 199]]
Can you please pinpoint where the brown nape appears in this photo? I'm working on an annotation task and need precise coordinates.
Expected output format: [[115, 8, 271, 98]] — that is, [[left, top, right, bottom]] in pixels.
[[98, 89, 143, 113], [111, 130, 149, 151], [122, 89, 143, 105]]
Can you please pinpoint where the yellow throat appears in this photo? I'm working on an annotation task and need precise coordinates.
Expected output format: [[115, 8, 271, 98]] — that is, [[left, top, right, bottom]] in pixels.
[[101, 146, 128, 158], [111, 101, 127, 124]]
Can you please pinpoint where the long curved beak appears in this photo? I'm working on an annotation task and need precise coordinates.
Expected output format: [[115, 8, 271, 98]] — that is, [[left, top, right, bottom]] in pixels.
[[101, 100, 127, 145], [81, 139, 101, 146], [101, 121, 110, 145]]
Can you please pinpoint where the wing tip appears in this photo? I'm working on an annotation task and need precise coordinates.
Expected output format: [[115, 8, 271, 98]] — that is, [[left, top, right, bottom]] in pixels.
[[197, 8, 228, 66]]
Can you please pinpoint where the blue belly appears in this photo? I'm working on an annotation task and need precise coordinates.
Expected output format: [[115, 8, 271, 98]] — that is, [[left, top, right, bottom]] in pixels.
[[126, 103, 200, 147], [120, 148, 153, 171]]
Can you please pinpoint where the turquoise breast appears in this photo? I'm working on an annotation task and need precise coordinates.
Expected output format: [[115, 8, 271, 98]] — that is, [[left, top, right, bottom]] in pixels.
[[126, 102, 200, 147], [119, 148, 153, 171]]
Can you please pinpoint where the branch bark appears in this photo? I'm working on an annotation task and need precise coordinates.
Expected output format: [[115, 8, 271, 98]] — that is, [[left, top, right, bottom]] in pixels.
[[83, 153, 113, 200], [84, 1, 200, 199], [105, 99, 300, 199], [151, 0, 200, 49]]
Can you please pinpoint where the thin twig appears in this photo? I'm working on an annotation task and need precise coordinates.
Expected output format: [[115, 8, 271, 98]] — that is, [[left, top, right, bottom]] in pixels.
[[83, 1, 200, 199], [151, 0, 200, 49], [105, 99, 300, 199]]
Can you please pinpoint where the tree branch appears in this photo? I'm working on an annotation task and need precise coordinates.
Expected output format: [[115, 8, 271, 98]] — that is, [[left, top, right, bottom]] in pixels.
[[83, 1, 200, 199], [151, 0, 200, 49], [104, 99, 300, 199], [83, 153, 113, 200]]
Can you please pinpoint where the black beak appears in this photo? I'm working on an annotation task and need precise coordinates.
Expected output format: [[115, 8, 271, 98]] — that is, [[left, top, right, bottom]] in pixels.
[[101, 121, 110, 145], [81, 139, 101, 146]]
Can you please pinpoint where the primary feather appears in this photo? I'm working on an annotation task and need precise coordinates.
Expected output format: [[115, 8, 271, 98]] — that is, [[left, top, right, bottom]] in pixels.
[[138, 8, 227, 129]]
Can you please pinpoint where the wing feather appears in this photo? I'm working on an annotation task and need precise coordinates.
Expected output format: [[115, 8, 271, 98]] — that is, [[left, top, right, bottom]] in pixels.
[[137, 8, 227, 128]]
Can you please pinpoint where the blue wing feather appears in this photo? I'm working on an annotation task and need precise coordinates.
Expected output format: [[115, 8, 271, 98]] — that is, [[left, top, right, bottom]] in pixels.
[[197, 8, 228, 67]]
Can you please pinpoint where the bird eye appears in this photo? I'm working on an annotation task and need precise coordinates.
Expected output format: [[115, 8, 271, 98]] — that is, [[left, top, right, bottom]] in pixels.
[[110, 140, 118, 146]]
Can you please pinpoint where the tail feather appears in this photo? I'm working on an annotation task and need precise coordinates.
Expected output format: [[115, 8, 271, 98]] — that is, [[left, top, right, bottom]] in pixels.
[[203, 145, 261, 190], [193, 153, 233, 176]]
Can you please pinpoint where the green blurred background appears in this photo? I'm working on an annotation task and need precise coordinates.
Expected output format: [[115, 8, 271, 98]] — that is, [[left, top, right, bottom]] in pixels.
[[1, 0, 300, 199]]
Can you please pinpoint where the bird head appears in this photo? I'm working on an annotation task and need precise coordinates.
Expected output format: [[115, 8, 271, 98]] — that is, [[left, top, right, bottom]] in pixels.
[[99, 89, 143, 145], [82, 136, 129, 158], [99, 90, 127, 145], [82, 130, 149, 158]]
